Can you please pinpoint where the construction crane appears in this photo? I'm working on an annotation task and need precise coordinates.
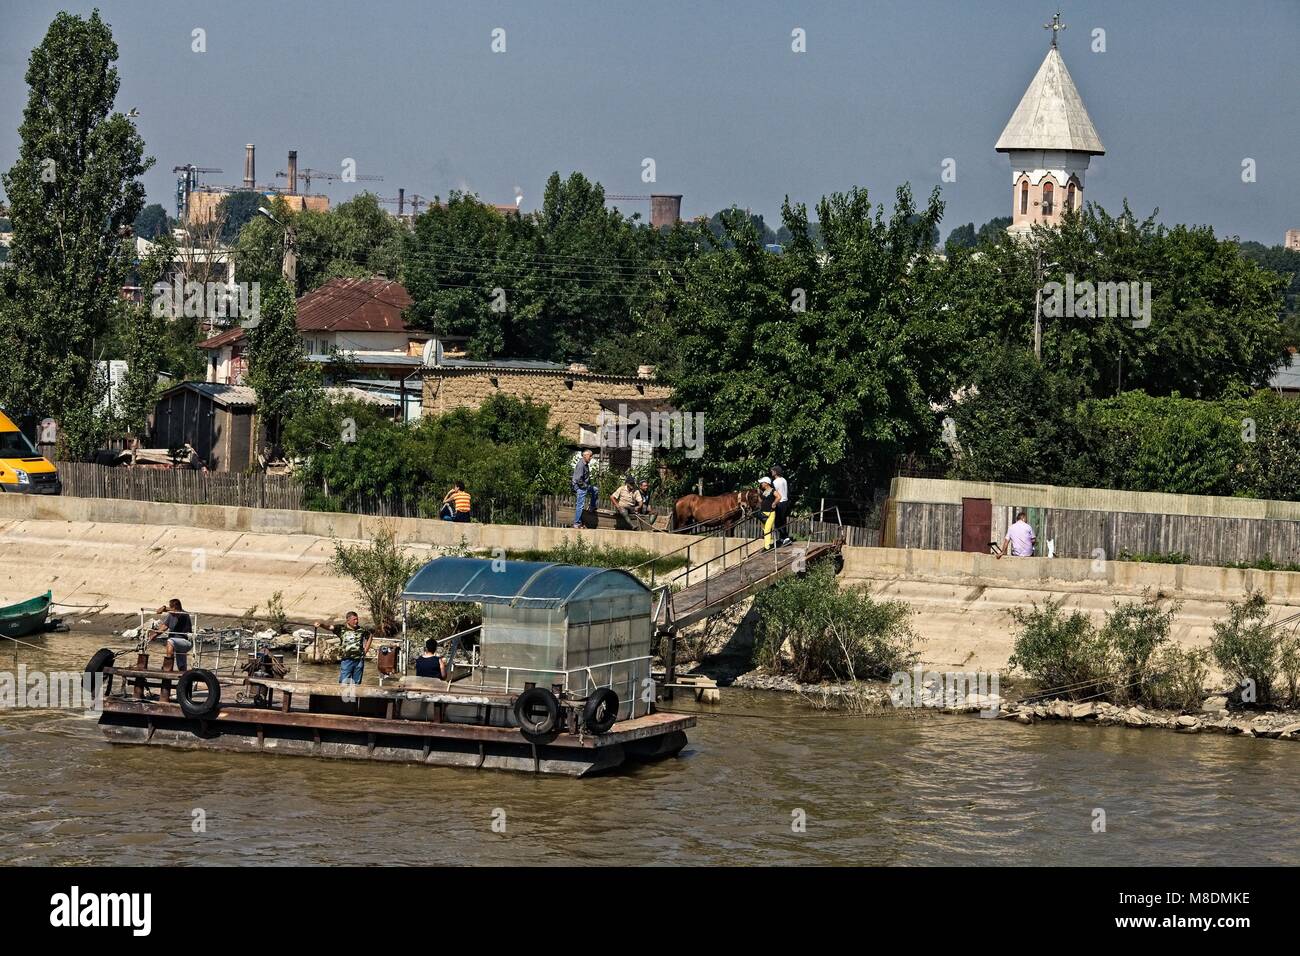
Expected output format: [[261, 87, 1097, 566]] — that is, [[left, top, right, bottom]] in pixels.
[[275, 167, 384, 196], [172, 164, 223, 219], [375, 191, 432, 217]]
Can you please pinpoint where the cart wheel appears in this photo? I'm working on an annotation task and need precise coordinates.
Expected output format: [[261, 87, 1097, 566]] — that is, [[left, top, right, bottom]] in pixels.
[[177, 669, 221, 718], [514, 687, 559, 735], [84, 647, 116, 696], [582, 688, 619, 735]]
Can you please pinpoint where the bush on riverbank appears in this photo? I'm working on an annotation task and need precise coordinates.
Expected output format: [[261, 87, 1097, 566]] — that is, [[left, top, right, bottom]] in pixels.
[[752, 565, 918, 683], [1209, 591, 1300, 707], [1008, 592, 1209, 710]]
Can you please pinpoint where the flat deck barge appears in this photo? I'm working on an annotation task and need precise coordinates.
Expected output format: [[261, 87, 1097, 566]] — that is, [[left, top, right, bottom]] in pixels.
[[97, 670, 693, 777]]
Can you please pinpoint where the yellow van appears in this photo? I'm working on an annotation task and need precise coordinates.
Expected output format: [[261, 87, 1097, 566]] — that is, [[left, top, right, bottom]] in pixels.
[[0, 410, 61, 494]]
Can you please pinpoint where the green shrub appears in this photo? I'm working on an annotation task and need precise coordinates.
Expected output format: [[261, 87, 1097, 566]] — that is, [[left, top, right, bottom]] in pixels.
[[1117, 549, 1190, 565], [1210, 591, 1296, 706], [1145, 646, 1210, 711], [1007, 596, 1110, 700], [1008, 592, 1208, 709], [329, 524, 422, 638], [752, 565, 918, 683], [507, 535, 688, 578], [1100, 593, 1181, 705]]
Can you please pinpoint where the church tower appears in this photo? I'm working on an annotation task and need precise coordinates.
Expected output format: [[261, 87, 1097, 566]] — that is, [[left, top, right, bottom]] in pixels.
[[996, 12, 1104, 237]]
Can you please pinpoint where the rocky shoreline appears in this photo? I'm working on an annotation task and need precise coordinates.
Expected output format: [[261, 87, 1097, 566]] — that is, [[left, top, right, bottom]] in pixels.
[[725, 670, 1300, 740]]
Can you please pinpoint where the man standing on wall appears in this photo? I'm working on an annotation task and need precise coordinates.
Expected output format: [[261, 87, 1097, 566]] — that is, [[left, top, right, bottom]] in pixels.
[[998, 512, 1036, 558], [572, 449, 595, 528]]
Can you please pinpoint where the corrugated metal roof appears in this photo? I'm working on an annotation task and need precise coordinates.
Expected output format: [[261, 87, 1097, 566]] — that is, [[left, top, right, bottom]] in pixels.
[[1269, 358, 1300, 392], [996, 47, 1105, 155], [161, 382, 258, 408], [196, 278, 415, 350], [401, 556, 649, 609], [297, 277, 413, 332]]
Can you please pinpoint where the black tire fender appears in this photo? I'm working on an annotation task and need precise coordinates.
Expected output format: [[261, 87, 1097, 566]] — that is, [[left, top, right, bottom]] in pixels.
[[177, 669, 221, 718], [582, 688, 620, 735], [84, 647, 116, 696], [513, 687, 559, 736]]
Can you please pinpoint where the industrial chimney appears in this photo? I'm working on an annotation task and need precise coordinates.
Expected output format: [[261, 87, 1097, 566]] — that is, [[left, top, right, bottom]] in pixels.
[[287, 150, 298, 196], [650, 194, 683, 230], [243, 144, 255, 190]]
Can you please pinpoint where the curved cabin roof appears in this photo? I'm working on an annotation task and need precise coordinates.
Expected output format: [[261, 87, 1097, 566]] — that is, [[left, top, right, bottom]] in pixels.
[[401, 556, 649, 610]]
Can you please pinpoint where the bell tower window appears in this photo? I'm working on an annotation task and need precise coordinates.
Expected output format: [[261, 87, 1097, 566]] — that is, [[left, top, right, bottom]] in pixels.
[[1020, 179, 1029, 215], [1066, 181, 1077, 213], [1042, 181, 1054, 216]]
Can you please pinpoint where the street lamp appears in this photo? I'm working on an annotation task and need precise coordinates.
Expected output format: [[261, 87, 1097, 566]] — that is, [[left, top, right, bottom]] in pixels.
[[258, 205, 296, 289]]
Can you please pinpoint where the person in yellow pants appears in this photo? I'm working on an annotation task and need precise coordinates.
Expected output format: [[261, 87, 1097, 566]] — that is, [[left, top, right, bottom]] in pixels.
[[758, 476, 779, 550]]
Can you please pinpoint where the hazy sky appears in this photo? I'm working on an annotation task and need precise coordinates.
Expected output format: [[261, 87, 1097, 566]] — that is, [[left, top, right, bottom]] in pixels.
[[2, 0, 1297, 244]]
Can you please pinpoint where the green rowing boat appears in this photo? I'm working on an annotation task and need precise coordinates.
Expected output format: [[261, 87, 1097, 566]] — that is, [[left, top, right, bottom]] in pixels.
[[0, 591, 51, 638]]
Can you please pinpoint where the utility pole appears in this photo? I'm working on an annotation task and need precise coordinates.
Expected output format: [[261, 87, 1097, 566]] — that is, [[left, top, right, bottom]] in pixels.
[[281, 222, 297, 290], [1033, 247, 1043, 361]]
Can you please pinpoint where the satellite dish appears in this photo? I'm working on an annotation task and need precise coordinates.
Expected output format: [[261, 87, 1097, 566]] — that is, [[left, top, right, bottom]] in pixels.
[[421, 338, 444, 367]]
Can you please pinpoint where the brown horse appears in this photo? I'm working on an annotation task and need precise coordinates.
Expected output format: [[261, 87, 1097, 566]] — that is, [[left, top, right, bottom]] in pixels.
[[671, 489, 761, 532]]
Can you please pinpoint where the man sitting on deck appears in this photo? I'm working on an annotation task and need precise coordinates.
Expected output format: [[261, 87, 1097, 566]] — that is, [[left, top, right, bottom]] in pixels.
[[315, 611, 373, 684], [414, 638, 448, 679], [148, 598, 194, 671]]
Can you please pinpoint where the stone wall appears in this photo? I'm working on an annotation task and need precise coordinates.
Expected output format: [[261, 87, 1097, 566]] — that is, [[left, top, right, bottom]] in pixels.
[[422, 368, 671, 443]]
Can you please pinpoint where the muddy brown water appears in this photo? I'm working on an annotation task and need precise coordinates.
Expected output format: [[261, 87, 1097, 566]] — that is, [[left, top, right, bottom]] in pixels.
[[2, 630, 1299, 866]]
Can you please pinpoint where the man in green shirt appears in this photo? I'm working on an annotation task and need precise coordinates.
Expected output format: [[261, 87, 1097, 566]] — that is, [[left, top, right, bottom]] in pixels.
[[315, 611, 373, 684]]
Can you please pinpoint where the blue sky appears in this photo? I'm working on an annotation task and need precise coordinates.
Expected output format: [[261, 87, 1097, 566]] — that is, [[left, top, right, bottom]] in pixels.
[[2, 0, 1297, 243]]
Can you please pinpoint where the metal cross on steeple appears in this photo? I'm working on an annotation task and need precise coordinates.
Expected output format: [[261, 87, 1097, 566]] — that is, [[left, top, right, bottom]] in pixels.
[[1044, 10, 1066, 48]]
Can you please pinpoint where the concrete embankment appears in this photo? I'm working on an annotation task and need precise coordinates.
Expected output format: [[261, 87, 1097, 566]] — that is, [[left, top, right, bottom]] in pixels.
[[3, 494, 1300, 671]]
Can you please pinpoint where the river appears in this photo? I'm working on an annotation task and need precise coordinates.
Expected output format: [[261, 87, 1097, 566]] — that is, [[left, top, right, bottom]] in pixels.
[[1, 631, 1297, 866]]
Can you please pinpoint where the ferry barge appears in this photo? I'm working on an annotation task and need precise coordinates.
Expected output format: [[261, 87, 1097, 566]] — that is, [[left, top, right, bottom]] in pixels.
[[94, 557, 693, 777]]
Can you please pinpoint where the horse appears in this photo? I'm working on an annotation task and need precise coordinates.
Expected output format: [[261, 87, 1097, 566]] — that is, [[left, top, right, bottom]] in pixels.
[[671, 489, 761, 533]]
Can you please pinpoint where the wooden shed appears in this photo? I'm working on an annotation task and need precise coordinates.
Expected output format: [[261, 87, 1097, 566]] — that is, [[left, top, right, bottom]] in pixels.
[[150, 382, 259, 472]]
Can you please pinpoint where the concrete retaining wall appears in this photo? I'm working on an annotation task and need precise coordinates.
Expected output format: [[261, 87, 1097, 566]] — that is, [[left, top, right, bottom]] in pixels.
[[4, 494, 1299, 671]]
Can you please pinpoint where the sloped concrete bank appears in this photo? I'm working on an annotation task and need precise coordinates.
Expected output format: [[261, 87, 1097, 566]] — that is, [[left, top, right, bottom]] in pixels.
[[4, 493, 1300, 671]]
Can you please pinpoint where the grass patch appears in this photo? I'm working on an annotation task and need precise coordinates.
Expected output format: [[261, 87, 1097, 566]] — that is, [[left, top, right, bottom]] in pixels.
[[502, 534, 689, 578]]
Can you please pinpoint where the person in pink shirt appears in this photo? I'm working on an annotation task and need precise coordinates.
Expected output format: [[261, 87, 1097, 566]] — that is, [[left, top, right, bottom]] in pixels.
[[998, 512, 1036, 558]]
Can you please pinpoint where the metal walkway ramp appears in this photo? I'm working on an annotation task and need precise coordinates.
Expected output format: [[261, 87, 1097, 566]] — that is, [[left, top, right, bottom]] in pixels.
[[625, 510, 846, 697]]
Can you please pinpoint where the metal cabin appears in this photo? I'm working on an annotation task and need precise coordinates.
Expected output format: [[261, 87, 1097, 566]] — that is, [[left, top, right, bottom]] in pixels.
[[401, 556, 653, 723]]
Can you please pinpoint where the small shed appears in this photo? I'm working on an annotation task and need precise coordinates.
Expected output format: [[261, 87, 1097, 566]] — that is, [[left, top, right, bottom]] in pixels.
[[401, 556, 653, 722], [151, 382, 260, 471]]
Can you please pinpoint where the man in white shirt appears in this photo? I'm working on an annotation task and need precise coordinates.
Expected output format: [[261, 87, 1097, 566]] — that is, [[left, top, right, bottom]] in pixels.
[[770, 465, 791, 546], [998, 512, 1036, 558]]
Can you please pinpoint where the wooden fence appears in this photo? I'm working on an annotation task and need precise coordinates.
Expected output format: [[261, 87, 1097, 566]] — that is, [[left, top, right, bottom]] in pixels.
[[55, 461, 305, 510], [51, 462, 882, 543]]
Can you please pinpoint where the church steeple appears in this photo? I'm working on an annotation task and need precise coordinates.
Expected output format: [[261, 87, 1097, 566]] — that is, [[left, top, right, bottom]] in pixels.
[[996, 12, 1104, 236]]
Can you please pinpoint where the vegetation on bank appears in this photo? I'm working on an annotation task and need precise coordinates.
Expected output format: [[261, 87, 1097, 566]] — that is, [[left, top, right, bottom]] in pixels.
[[505, 536, 688, 578], [750, 565, 919, 683], [1007, 590, 1300, 711], [1116, 550, 1300, 573]]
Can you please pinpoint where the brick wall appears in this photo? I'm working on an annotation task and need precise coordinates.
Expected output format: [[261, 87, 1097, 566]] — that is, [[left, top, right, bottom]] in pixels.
[[422, 368, 671, 443]]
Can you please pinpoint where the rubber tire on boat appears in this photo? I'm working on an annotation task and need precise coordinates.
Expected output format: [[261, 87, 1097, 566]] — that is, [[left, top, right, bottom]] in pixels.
[[83, 647, 116, 696], [582, 688, 619, 735], [176, 669, 221, 719], [514, 687, 560, 736]]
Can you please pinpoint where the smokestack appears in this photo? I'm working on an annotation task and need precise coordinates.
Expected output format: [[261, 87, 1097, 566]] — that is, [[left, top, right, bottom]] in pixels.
[[650, 194, 683, 230], [243, 144, 255, 190], [287, 150, 298, 196], [398, 187, 405, 217]]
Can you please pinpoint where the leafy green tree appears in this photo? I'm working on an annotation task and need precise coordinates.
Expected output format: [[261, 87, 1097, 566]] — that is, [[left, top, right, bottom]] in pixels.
[[246, 279, 313, 446], [0, 10, 152, 456], [662, 184, 945, 508], [132, 202, 171, 240], [945, 346, 1084, 484], [217, 191, 263, 244]]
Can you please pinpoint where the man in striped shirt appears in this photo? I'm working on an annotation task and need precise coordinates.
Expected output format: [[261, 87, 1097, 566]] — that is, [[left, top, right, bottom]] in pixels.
[[441, 481, 472, 522]]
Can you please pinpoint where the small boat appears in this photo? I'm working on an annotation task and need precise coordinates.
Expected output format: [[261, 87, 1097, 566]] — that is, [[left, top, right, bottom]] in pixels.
[[0, 591, 52, 638]]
